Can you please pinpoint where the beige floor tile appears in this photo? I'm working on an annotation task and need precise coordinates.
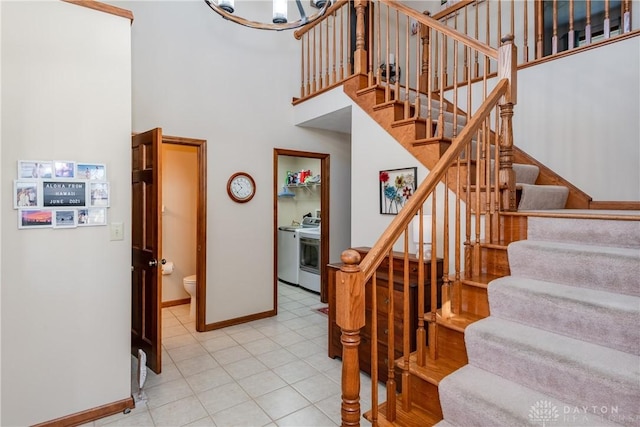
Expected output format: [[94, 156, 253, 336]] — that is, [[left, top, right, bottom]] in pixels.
[[162, 333, 199, 350], [242, 337, 282, 356], [268, 330, 306, 347], [162, 324, 190, 339], [285, 340, 324, 358], [291, 373, 342, 403], [144, 378, 194, 409], [223, 357, 268, 380], [273, 359, 320, 385], [256, 348, 298, 369], [175, 354, 219, 377], [183, 416, 216, 427], [228, 328, 266, 344], [185, 366, 234, 393], [237, 370, 287, 398], [315, 394, 343, 426], [211, 345, 252, 365], [167, 342, 208, 363], [254, 386, 311, 420], [275, 404, 337, 426], [200, 335, 237, 353], [210, 400, 272, 427], [198, 381, 251, 415], [149, 395, 208, 426]]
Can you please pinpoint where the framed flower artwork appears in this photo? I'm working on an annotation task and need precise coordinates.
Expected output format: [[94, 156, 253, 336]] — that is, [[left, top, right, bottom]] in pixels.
[[379, 167, 417, 215]]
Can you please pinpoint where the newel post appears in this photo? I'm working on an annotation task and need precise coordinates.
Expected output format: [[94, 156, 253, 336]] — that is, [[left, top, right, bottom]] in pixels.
[[353, 0, 369, 75], [336, 249, 365, 427], [419, 12, 431, 93], [498, 35, 518, 211]]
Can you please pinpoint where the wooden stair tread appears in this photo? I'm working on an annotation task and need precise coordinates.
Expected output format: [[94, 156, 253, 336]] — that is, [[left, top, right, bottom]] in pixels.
[[395, 350, 462, 385], [435, 310, 484, 332], [364, 395, 442, 427], [413, 136, 452, 146], [456, 272, 504, 288]]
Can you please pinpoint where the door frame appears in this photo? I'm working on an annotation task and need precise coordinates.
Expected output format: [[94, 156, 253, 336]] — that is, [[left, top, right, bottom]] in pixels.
[[273, 149, 330, 305], [162, 135, 208, 331]]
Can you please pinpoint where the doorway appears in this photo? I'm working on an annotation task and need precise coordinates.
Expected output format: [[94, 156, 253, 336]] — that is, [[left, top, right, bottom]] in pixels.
[[162, 135, 207, 332], [274, 149, 330, 305], [131, 129, 207, 375]]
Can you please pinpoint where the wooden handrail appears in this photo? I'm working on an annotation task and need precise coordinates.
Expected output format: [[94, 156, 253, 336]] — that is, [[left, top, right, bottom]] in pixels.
[[358, 78, 509, 281], [380, 0, 498, 60], [294, 0, 350, 40]]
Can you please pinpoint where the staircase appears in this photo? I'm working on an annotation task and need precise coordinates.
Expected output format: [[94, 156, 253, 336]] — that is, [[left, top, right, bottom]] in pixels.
[[437, 214, 640, 427]]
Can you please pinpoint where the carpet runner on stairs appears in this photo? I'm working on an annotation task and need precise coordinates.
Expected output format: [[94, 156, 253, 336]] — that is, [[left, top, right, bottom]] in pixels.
[[435, 213, 640, 427]]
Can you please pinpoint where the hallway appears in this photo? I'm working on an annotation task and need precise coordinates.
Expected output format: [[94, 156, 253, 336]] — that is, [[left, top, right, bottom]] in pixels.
[[84, 283, 383, 426]]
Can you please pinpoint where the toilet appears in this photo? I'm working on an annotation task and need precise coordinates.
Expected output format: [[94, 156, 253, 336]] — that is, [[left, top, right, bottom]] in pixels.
[[183, 274, 197, 319]]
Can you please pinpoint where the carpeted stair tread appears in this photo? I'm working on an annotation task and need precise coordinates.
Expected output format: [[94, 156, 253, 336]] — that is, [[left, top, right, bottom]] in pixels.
[[464, 317, 640, 419], [516, 183, 569, 209], [527, 216, 640, 248], [507, 240, 640, 296], [488, 276, 640, 355], [512, 163, 539, 184], [439, 365, 623, 427]]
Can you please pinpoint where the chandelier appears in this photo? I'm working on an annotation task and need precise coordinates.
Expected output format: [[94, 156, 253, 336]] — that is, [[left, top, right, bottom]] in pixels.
[[204, 0, 332, 31]]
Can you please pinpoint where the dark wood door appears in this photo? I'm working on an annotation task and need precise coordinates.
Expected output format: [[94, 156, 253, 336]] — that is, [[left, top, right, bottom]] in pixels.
[[131, 128, 162, 374]]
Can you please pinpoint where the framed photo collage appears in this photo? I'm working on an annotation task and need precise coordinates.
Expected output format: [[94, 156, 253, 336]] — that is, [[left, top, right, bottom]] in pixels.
[[14, 160, 110, 229]]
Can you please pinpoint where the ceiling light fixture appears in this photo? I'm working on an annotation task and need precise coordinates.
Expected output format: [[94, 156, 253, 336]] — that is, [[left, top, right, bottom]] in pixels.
[[204, 0, 332, 31]]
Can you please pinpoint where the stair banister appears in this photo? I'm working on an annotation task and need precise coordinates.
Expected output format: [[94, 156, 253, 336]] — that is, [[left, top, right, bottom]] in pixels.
[[336, 78, 510, 427]]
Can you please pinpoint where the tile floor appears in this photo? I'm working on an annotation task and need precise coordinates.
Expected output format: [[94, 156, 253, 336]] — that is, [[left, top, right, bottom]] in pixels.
[[87, 282, 384, 427]]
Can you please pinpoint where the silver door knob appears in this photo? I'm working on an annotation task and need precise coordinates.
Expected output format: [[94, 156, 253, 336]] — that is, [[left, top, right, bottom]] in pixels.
[[149, 259, 158, 267]]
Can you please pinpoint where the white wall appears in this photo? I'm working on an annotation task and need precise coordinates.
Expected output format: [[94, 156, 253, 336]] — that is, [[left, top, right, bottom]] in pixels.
[[1, 2, 132, 425], [162, 144, 197, 303], [514, 36, 640, 201], [121, 1, 351, 323]]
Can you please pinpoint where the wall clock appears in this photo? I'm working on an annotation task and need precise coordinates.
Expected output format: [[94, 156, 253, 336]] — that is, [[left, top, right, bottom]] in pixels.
[[227, 172, 256, 203]]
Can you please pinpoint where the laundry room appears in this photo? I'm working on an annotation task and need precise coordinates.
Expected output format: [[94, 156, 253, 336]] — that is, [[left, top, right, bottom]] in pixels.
[[276, 154, 322, 294]]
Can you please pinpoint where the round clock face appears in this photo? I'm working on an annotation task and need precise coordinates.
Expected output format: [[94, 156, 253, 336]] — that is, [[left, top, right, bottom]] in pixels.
[[227, 172, 255, 203]]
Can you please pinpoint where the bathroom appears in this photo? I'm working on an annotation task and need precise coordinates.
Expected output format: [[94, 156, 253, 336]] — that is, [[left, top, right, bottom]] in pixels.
[[161, 143, 198, 318]]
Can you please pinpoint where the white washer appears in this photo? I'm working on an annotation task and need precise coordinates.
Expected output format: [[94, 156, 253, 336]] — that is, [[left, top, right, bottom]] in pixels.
[[277, 226, 300, 286]]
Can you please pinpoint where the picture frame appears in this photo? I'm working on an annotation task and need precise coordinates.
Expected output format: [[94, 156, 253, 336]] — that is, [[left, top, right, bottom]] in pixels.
[[379, 167, 417, 215], [53, 209, 77, 228], [42, 181, 86, 208], [18, 209, 53, 229], [83, 207, 107, 226], [14, 180, 40, 209], [76, 163, 106, 181], [18, 160, 53, 179], [53, 161, 76, 179], [89, 182, 110, 207]]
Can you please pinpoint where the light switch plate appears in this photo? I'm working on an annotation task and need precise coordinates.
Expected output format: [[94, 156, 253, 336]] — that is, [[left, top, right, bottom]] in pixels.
[[110, 222, 124, 241]]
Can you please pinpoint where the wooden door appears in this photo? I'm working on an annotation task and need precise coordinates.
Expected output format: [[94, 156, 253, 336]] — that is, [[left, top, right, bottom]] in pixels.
[[131, 128, 163, 374]]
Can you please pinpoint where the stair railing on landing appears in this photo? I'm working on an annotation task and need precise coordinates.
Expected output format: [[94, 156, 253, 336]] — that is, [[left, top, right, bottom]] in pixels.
[[328, 3, 518, 426]]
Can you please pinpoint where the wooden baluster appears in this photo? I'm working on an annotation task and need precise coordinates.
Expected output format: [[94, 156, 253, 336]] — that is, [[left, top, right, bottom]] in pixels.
[[585, 0, 592, 45], [623, 0, 631, 33], [336, 249, 365, 427], [604, 0, 611, 39], [402, 232, 411, 412], [404, 15, 410, 119], [442, 171, 451, 320], [464, 47, 472, 276], [413, 16, 421, 119], [332, 14, 337, 84], [535, 0, 543, 59], [428, 194, 438, 360], [497, 0, 502, 46], [472, 103, 481, 276], [416, 207, 426, 366], [394, 9, 400, 99], [347, 2, 353, 76], [353, 0, 368, 75], [454, 150, 462, 315], [463, 6, 469, 80], [319, 22, 324, 88], [491, 105, 501, 242], [485, 0, 490, 72], [420, 13, 430, 96], [552, 0, 558, 54], [523, 0, 529, 61], [386, 249, 396, 420], [301, 37, 306, 98], [474, 0, 479, 77], [340, 7, 345, 81], [306, 34, 311, 96], [437, 35, 444, 137], [426, 27, 433, 138], [375, 1, 382, 85], [434, 31, 439, 91], [366, 2, 373, 85], [370, 272, 379, 425], [312, 27, 317, 93], [325, 18, 330, 86], [385, 4, 391, 101], [568, 0, 575, 50]]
